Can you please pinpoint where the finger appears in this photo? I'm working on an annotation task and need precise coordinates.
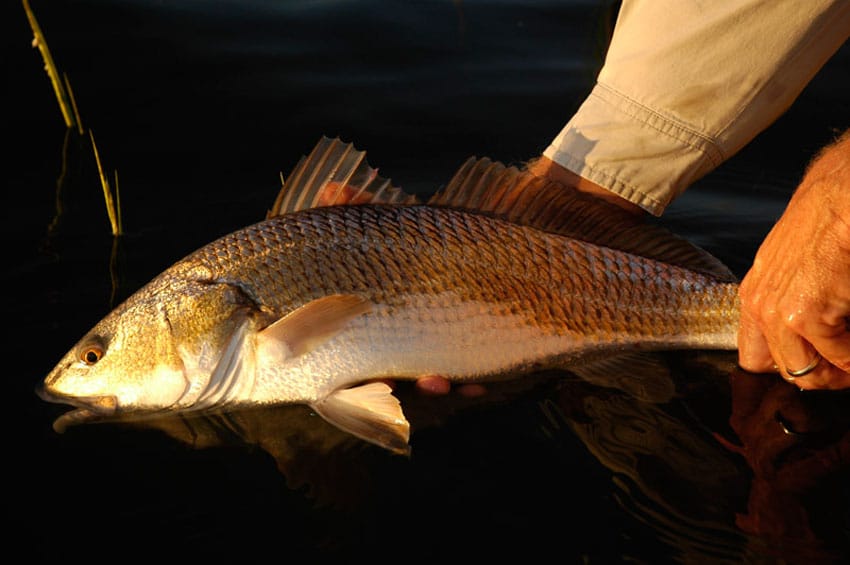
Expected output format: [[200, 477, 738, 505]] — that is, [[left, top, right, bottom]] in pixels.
[[792, 359, 850, 390], [767, 331, 850, 390], [737, 307, 775, 373], [803, 319, 850, 374], [776, 321, 821, 380], [795, 329, 850, 389], [414, 375, 451, 396], [776, 308, 850, 387], [761, 321, 823, 386]]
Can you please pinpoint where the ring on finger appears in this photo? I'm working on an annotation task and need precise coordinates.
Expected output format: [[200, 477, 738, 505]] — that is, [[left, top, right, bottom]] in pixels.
[[786, 352, 822, 378]]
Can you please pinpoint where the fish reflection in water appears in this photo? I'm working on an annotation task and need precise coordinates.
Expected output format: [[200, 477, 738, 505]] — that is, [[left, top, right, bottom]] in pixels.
[[553, 352, 849, 563], [104, 374, 554, 508], [95, 350, 848, 560]]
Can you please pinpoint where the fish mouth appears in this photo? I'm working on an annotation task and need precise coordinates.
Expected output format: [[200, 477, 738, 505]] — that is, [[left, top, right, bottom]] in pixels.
[[36, 385, 119, 433]]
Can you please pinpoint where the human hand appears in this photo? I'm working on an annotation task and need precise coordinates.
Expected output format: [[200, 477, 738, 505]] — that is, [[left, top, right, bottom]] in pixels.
[[524, 156, 645, 215], [737, 130, 850, 389], [413, 375, 487, 397]]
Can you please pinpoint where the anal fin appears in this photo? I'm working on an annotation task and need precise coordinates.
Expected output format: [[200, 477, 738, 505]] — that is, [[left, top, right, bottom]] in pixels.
[[311, 382, 411, 455]]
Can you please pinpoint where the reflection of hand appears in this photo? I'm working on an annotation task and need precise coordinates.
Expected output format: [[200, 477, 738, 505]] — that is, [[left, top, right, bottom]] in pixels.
[[738, 130, 850, 389], [726, 369, 849, 484], [725, 368, 850, 545]]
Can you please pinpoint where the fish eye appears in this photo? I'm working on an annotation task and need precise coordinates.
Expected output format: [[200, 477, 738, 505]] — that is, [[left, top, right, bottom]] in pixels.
[[79, 345, 104, 365]]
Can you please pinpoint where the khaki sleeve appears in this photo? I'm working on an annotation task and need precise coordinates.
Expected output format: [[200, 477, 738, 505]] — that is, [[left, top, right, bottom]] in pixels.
[[543, 0, 850, 215]]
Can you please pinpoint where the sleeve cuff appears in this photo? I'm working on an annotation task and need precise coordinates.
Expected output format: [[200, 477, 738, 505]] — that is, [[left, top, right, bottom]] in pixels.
[[543, 83, 725, 216]]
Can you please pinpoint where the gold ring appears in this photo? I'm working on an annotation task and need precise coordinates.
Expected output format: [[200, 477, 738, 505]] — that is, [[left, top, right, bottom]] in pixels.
[[787, 352, 821, 377]]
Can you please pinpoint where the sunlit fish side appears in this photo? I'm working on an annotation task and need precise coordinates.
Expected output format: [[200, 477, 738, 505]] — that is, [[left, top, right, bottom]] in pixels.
[[39, 136, 741, 454]]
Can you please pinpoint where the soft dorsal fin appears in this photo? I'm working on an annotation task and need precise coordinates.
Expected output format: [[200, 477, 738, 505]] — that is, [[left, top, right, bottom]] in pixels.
[[429, 157, 737, 282], [267, 137, 419, 218]]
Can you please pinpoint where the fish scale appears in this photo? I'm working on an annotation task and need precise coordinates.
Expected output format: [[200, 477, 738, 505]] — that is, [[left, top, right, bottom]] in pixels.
[[40, 137, 741, 453], [180, 204, 739, 348]]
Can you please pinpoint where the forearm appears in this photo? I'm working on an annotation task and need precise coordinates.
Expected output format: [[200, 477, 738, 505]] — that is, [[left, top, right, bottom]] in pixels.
[[544, 0, 850, 216]]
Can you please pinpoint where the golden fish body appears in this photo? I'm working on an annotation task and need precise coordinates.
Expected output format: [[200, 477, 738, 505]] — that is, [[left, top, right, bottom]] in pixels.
[[41, 138, 740, 453], [199, 203, 738, 392]]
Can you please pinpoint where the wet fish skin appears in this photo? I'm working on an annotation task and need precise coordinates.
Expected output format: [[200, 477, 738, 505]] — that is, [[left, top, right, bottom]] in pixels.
[[197, 203, 740, 371], [40, 138, 741, 454]]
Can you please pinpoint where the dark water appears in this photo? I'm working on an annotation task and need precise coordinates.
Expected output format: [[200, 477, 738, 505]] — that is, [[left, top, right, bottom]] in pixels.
[[8, 1, 850, 563]]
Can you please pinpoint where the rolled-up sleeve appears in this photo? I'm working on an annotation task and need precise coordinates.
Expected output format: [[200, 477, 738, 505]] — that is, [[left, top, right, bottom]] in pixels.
[[543, 0, 850, 215]]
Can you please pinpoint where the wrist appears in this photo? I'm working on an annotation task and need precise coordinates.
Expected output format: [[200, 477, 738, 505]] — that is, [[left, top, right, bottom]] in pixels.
[[525, 156, 644, 215]]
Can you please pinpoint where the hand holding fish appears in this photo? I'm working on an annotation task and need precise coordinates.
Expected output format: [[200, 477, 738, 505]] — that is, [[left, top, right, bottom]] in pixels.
[[413, 375, 486, 397], [737, 130, 850, 389], [523, 132, 850, 391], [523, 0, 850, 390]]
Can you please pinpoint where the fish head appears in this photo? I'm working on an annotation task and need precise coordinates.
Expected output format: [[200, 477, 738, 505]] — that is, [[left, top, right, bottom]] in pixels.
[[40, 284, 188, 429], [40, 270, 257, 431]]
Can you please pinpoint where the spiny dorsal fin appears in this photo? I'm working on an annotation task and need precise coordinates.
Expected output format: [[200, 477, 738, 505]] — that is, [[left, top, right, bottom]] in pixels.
[[268, 136, 419, 218], [429, 157, 737, 282]]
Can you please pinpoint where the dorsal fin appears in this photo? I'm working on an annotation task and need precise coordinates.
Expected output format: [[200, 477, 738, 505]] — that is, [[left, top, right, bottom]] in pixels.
[[429, 157, 737, 282], [267, 136, 419, 218]]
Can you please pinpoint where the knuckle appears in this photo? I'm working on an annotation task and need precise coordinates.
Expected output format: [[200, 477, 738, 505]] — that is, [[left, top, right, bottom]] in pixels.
[[783, 311, 807, 332]]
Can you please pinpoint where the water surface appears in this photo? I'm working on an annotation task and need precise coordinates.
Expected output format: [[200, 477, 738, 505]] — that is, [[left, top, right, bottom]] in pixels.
[[8, 1, 850, 563]]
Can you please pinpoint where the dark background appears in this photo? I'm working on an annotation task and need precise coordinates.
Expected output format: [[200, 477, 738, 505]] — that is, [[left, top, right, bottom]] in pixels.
[[6, 1, 849, 563]]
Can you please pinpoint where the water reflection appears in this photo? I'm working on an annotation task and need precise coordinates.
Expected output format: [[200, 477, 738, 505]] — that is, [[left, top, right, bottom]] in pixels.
[[722, 367, 850, 562], [552, 352, 849, 562], [17, 1, 850, 560], [94, 351, 848, 560]]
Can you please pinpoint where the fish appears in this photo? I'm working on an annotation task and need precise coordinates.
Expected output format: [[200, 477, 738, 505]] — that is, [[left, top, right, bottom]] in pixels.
[[38, 136, 741, 454]]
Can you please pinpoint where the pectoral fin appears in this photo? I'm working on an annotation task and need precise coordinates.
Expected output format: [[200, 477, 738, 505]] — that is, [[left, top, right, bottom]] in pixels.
[[311, 382, 411, 455], [260, 294, 373, 358]]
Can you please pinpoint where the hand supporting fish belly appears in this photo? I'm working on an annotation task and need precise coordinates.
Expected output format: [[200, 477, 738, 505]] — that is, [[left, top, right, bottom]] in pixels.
[[413, 375, 488, 397], [39, 137, 740, 454]]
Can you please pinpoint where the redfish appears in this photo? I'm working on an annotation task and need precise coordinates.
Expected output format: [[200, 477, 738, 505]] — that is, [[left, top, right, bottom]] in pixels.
[[39, 137, 740, 453]]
